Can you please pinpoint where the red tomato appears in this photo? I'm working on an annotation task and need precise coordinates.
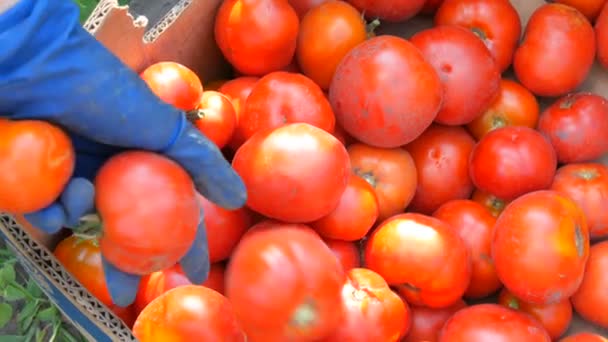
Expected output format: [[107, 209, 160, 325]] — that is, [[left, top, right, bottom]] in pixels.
[[288, 0, 329, 18], [346, 0, 426, 22], [561, 333, 608, 342], [410, 25, 500, 126], [403, 300, 466, 342], [570, 241, 608, 329], [551, 163, 608, 239], [218, 77, 259, 150], [348, 143, 418, 221], [226, 227, 345, 341], [432, 200, 501, 299], [203, 263, 226, 295], [311, 174, 379, 241], [232, 123, 350, 223], [324, 239, 361, 271], [434, 0, 521, 72], [468, 126, 557, 201], [296, 1, 367, 90], [553, 0, 607, 21], [365, 213, 471, 308], [0, 120, 75, 214], [405, 124, 476, 214], [467, 78, 540, 141], [421, 0, 445, 14], [191, 91, 236, 149], [322, 268, 411, 341], [95, 151, 199, 275], [492, 191, 590, 304], [513, 4, 596, 97], [597, 3, 608, 69], [470, 188, 510, 218], [140, 62, 203, 111], [329, 35, 443, 148], [236, 72, 335, 146], [243, 220, 320, 238], [498, 288, 572, 340], [439, 304, 551, 341], [133, 285, 245, 341], [537, 93, 608, 163], [214, 0, 299, 76]]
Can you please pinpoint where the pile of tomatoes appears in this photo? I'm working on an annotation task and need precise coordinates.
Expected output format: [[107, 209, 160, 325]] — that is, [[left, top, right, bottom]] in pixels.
[[3, 0, 608, 341]]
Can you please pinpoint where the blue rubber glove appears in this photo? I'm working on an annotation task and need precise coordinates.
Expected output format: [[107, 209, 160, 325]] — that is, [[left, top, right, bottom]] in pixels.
[[0, 0, 246, 307]]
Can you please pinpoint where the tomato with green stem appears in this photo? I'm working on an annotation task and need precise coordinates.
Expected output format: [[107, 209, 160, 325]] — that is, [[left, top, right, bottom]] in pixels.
[[190, 91, 236, 149]]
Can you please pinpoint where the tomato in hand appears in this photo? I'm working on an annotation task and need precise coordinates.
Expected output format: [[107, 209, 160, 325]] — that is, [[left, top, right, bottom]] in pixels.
[[191, 91, 236, 149], [348, 143, 418, 221], [329, 35, 443, 148], [95, 151, 199, 275], [324, 239, 361, 271], [347, 0, 426, 22], [405, 124, 476, 215], [365, 213, 471, 308], [553, 0, 607, 21], [492, 190, 590, 305], [597, 3, 608, 69], [410, 25, 500, 126], [561, 333, 608, 342], [513, 4, 595, 97], [0, 119, 75, 214], [470, 189, 510, 218], [537, 93, 608, 163], [288, 0, 329, 18], [140, 62, 203, 111], [570, 241, 608, 329], [467, 79, 540, 141], [226, 227, 345, 341], [403, 300, 466, 342], [468, 126, 557, 201], [322, 268, 411, 342], [434, 0, 521, 72], [133, 285, 245, 342]]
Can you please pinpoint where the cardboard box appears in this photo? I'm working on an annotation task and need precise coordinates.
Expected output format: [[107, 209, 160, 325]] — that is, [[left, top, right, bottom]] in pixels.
[[1, 0, 607, 341]]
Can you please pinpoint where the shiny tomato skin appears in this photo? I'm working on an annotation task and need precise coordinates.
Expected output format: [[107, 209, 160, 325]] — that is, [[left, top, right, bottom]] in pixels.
[[297, 1, 367, 90], [537, 93, 608, 163], [554, 0, 607, 21], [324, 239, 361, 271], [492, 190, 590, 305], [597, 3, 608, 69], [226, 227, 345, 341], [432, 200, 501, 299], [0, 120, 75, 214], [329, 35, 443, 148], [434, 0, 521, 72], [467, 79, 540, 141], [346, 0, 426, 22], [438, 304, 551, 341], [133, 285, 246, 342], [470, 188, 510, 218], [570, 241, 608, 329], [365, 213, 471, 308], [232, 123, 350, 223], [322, 268, 411, 342], [405, 124, 476, 215], [403, 300, 466, 342], [218, 77, 259, 150], [214, 0, 299, 76], [243, 220, 320, 239], [561, 333, 608, 342], [513, 4, 596, 97], [140, 61, 203, 111], [348, 143, 418, 221], [288, 0, 329, 18], [95, 151, 200, 275], [468, 126, 557, 201], [193, 91, 236, 149]]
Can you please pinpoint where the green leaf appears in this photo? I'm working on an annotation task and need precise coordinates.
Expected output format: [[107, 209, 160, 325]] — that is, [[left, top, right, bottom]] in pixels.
[[37, 306, 58, 322], [26, 279, 43, 298], [58, 328, 82, 342], [0, 303, 13, 329], [0, 335, 26, 342], [17, 300, 39, 326], [17, 311, 35, 334], [23, 323, 37, 342], [0, 264, 16, 285], [3, 284, 25, 301]]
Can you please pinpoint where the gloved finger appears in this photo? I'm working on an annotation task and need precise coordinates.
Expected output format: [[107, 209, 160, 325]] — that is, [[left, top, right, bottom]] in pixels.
[[23, 203, 66, 234], [179, 209, 210, 285], [102, 255, 142, 308]]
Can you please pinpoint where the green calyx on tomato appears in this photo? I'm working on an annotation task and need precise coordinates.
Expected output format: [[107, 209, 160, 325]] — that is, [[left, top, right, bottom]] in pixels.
[[507, 297, 520, 310], [366, 18, 381, 38], [71, 214, 104, 243], [353, 169, 377, 188]]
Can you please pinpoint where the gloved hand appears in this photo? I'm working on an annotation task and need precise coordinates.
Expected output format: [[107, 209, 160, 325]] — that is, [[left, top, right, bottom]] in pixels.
[[0, 0, 246, 307]]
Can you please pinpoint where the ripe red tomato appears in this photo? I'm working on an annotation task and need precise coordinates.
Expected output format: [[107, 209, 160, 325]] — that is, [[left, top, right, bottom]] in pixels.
[[570, 241, 608, 329], [329, 35, 443, 148], [432, 200, 501, 299], [513, 4, 596, 97], [365, 213, 471, 308], [296, 1, 367, 90], [467, 79, 540, 141], [470, 188, 510, 218], [140, 62, 203, 111], [95, 151, 199, 275], [405, 124, 476, 214], [232, 123, 350, 223], [203, 263, 226, 295], [551, 163, 608, 239], [410, 25, 500, 126], [191, 91, 236, 149], [439, 304, 551, 341], [311, 174, 379, 241], [226, 227, 345, 341], [403, 300, 466, 342], [561, 333, 608, 342], [597, 3, 608, 69], [421, 0, 445, 14], [553, 0, 607, 21], [218, 77, 259, 150], [133, 285, 245, 341], [498, 288, 572, 340], [434, 0, 521, 72], [288, 0, 329, 18], [0, 120, 75, 214], [537, 93, 608, 163], [324, 239, 361, 271], [468, 126, 557, 201], [322, 268, 411, 341], [346, 0, 426, 22], [243, 220, 320, 239], [492, 190, 590, 305], [214, 0, 299, 76], [236, 72, 335, 146], [348, 143, 418, 221]]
